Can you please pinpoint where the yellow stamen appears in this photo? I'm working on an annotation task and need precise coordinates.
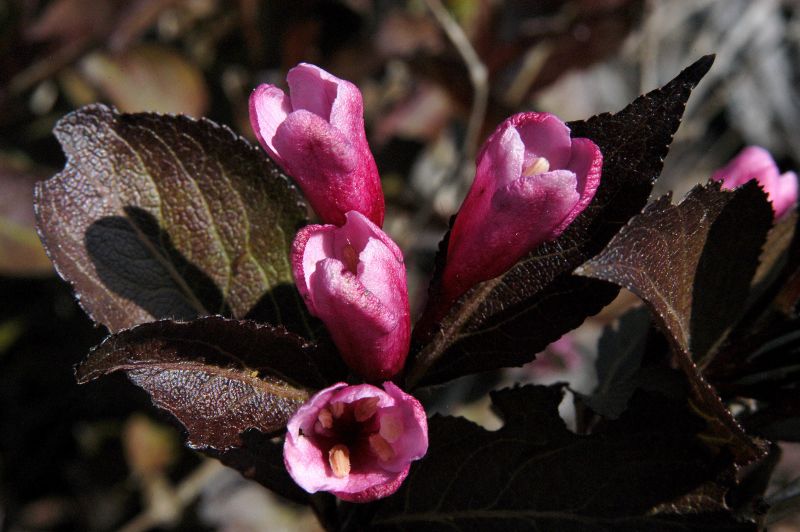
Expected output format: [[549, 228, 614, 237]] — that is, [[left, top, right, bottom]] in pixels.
[[329, 444, 351, 478], [354, 397, 380, 422], [523, 156, 550, 177], [369, 434, 395, 462]]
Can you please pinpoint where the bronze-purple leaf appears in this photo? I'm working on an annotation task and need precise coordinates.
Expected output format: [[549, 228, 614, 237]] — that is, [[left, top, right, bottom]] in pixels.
[[75, 317, 337, 450], [347, 384, 755, 531], [408, 55, 715, 387], [576, 181, 773, 466], [35, 104, 309, 335]]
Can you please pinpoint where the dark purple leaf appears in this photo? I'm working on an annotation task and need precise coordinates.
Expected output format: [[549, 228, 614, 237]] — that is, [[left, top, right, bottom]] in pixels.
[[347, 384, 755, 531], [581, 306, 651, 419], [75, 316, 343, 450], [704, 212, 800, 401], [408, 56, 715, 387], [576, 181, 772, 465], [35, 104, 312, 336], [209, 429, 309, 504]]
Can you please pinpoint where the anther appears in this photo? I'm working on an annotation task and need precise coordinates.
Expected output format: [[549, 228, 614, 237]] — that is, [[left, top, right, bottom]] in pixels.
[[369, 434, 395, 462], [330, 401, 345, 418], [379, 414, 404, 443], [317, 408, 333, 429], [328, 444, 351, 478], [523, 156, 550, 177], [354, 397, 380, 422]]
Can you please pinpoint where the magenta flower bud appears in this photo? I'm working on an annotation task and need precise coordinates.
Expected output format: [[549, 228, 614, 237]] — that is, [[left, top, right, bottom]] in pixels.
[[292, 210, 410, 381], [250, 63, 384, 226], [283, 382, 428, 502], [711, 146, 798, 219], [441, 112, 602, 304]]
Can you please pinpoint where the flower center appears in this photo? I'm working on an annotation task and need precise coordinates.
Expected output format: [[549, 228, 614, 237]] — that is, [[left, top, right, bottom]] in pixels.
[[523, 156, 550, 177], [342, 243, 359, 274], [313, 399, 406, 478]]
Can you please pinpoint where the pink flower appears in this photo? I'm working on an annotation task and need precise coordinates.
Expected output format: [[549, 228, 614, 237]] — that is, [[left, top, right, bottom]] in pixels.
[[250, 63, 384, 227], [441, 112, 602, 304], [292, 210, 410, 381], [711, 146, 798, 219], [283, 382, 428, 502]]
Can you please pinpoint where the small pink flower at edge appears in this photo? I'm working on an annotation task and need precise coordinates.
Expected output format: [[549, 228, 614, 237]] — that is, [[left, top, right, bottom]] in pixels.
[[284, 382, 428, 502], [250, 63, 385, 227], [441, 112, 602, 305], [711, 146, 798, 219], [292, 210, 410, 381]]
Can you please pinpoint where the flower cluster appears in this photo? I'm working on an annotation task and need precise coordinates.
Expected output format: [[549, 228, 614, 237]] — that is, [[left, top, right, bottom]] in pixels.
[[250, 64, 604, 501]]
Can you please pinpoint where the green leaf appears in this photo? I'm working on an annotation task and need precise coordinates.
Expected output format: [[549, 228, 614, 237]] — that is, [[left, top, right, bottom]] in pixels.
[[35, 104, 311, 335], [348, 384, 755, 531], [408, 56, 715, 387]]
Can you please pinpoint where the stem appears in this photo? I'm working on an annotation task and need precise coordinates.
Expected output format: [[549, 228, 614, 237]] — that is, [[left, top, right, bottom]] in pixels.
[[423, 0, 489, 166]]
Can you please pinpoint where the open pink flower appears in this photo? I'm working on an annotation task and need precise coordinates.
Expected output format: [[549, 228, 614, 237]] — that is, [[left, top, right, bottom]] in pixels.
[[441, 112, 602, 304], [284, 382, 428, 502], [292, 210, 410, 381], [250, 63, 384, 226], [711, 146, 798, 219]]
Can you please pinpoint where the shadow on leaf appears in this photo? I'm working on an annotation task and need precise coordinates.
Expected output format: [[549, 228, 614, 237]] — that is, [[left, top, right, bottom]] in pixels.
[[85, 206, 228, 322]]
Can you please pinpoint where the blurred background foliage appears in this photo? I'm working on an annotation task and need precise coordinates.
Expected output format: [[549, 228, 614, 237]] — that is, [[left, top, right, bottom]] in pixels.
[[1, 0, 800, 530]]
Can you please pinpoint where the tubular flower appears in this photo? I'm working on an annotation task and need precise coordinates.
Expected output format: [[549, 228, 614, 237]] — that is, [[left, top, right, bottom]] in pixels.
[[292, 210, 410, 381], [711, 146, 798, 219], [250, 63, 384, 226], [283, 382, 428, 502], [441, 112, 602, 304]]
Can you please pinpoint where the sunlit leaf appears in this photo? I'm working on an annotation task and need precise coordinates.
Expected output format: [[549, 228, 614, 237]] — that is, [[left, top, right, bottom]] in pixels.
[[75, 317, 339, 449], [36, 104, 311, 335]]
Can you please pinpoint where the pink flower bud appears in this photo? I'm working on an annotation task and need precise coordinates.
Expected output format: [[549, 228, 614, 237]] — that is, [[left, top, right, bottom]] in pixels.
[[292, 211, 410, 381], [441, 112, 602, 303], [283, 382, 428, 502], [711, 146, 798, 219], [250, 63, 384, 226]]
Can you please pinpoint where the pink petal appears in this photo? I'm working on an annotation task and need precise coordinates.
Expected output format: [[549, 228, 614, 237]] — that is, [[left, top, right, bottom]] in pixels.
[[488, 124, 525, 189], [555, 137, 603, 236], [249, 84, 291, 160], [712, 146, 780, 190], [772, 171, 798, 219], [443, 169, 580, 301], [286, 63, 340, 122], [513, 112, 572, 169], [309, 259, 405, 380], [291, 223, 335, 314]]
